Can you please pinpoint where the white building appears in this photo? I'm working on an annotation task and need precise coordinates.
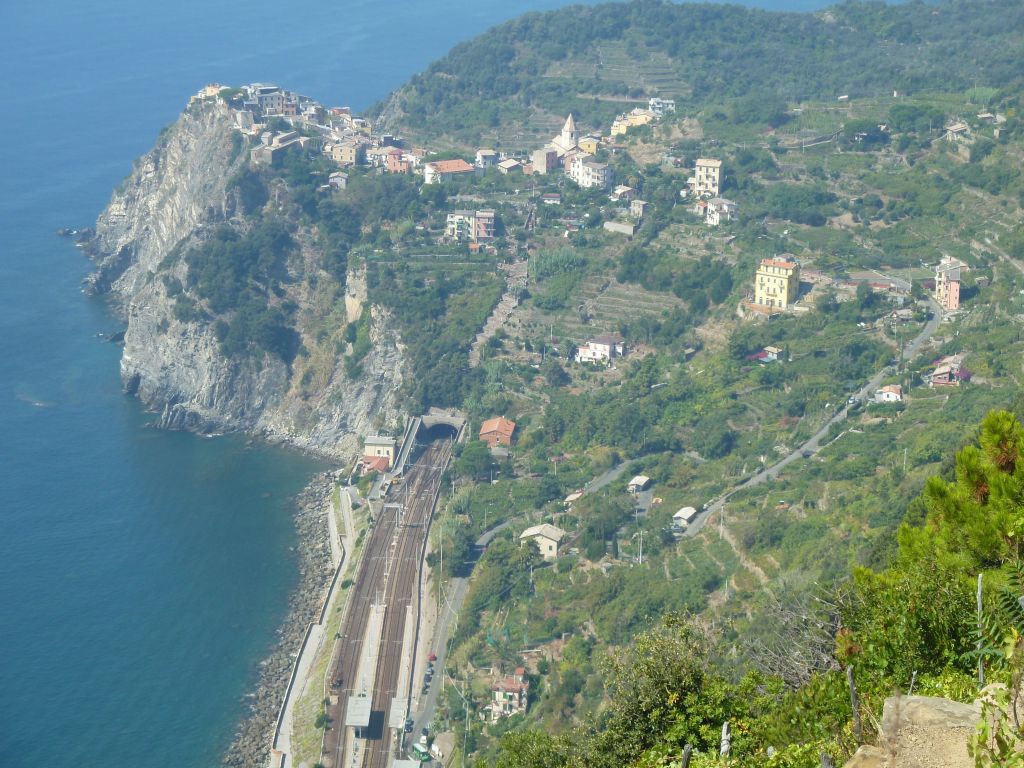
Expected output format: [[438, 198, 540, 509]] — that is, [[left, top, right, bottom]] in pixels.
[[475, 149, 499, 168], [568, 154, 612, 190], [575, 333, 625, 363], [550, 114, 579, 156], [628, 475, 651, 494], [705, 197, 738, 226], [688, 158, 722, 197], [648, 97, 676, 117], [672, 506, 698, 529], [874, 385, 903, 403], [519, 524, 566, 561]]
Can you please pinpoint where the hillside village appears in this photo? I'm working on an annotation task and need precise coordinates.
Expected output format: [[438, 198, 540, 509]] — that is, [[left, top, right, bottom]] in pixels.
[[186, 71, 1024, 765]]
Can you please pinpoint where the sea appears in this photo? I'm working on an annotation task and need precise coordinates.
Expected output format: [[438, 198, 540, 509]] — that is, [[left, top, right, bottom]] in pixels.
[[0, 0, 831, 765]]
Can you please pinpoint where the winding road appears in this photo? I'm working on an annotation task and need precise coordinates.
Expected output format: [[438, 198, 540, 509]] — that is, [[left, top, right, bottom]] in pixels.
[[685, 296, 942, 538]]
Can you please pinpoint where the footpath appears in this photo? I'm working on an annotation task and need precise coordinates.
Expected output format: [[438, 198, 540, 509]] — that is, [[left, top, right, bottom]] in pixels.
[[271, 485, 358, 768], [468, 260, 529, 367]]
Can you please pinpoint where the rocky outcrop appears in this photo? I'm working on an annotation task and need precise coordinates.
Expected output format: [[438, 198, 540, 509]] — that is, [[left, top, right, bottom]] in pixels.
[[843, 695, 981, 768], [87, 101, 406, 459]]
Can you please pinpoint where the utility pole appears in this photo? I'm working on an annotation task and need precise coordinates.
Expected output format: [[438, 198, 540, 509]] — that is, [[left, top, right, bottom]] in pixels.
[[977, 573, 985, 686], [638, 530, 643, 565]]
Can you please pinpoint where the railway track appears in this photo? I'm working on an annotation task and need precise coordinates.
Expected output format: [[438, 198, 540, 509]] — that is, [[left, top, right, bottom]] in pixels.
[[323, 439, 451, 768]]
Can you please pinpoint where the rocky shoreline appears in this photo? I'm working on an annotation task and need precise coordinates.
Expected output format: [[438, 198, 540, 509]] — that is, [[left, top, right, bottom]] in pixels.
[[223, 469, 344, 768]]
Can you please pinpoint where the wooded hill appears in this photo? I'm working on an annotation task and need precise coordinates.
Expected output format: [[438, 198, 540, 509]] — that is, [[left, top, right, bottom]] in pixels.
[[374, 0, 1024, 144]]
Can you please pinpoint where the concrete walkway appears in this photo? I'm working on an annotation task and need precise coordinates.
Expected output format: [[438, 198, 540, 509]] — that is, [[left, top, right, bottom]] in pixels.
[[273, 485, 359, 768]]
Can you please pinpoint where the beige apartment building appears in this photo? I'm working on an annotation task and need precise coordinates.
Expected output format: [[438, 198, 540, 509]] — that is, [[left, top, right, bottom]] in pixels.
[[754, 257, 800, 309], [689, 158, 722, 197]]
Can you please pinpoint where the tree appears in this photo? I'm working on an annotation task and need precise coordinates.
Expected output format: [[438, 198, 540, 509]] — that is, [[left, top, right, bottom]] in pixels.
[[456, 440, 492, 480], [495, 731, 570, 768], [542, 359, 570, 387]]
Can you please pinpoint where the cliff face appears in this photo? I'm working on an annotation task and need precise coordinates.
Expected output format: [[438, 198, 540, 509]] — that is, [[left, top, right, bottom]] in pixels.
[[88, 102, 405, 459]]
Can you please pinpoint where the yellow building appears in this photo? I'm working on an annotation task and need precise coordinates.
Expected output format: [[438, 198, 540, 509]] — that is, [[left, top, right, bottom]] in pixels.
[[578, 135, 601, 154], [610, 108, 656, 136], [754, 257, 800, 309]]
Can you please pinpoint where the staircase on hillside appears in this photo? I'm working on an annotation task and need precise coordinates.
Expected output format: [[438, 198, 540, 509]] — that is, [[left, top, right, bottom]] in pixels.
[[468, 260, 529, 367]]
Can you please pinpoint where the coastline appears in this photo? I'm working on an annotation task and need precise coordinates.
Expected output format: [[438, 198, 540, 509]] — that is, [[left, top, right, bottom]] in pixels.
[[223, 470, 343, 768]]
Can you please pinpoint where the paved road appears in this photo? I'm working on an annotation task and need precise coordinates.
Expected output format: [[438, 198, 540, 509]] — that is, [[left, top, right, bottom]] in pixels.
[[686, 297, 942, 537], [581, 461, 630, 495], [411, 520, 513, 740]]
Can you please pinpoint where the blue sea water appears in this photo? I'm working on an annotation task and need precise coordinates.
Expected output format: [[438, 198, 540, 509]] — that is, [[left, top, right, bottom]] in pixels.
[[0, 0, 833, 765]]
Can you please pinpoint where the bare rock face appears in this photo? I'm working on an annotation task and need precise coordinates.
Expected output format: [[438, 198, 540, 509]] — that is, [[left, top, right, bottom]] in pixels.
[[87, 101, 405, 459]]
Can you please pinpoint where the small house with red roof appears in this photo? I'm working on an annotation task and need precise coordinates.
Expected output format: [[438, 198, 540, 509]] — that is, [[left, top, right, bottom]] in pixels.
[[491, 667, 529, 721], [479, 417, 516, 449]]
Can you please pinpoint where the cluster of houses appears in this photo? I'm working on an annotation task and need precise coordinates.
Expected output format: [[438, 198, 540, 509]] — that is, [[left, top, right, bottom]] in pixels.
[[471, 97, 676, 194], [610, 99, 674, 135], [203, 84, 693, 247], [678, 157, 738, 227], [197, 82, 429, 180]]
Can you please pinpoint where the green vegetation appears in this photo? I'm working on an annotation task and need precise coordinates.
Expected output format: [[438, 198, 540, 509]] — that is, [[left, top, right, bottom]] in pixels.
[[377, 0, 1024, 144], [399, 68, 1024, 768], [182, 221, 300, 362], [163, 5, 1024, 761], [482, 411, 1024, 768]]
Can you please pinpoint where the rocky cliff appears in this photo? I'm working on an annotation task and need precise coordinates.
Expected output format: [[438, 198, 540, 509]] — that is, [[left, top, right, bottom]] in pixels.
[[87, 101, 405, 458]]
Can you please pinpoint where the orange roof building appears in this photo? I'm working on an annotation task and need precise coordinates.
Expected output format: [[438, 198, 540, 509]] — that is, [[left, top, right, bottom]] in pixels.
[[360, 455, 390, 475], [479, 417, 516, 448], [424, 158, 476, 184]]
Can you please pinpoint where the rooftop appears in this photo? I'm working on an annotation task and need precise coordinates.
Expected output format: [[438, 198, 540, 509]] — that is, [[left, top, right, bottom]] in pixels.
[[480, 416, 516, 438], [427, 158, 475, 173], [759, 257, 799, 270], [345, 695, 372, 727], [520, 523, 566, 542]]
